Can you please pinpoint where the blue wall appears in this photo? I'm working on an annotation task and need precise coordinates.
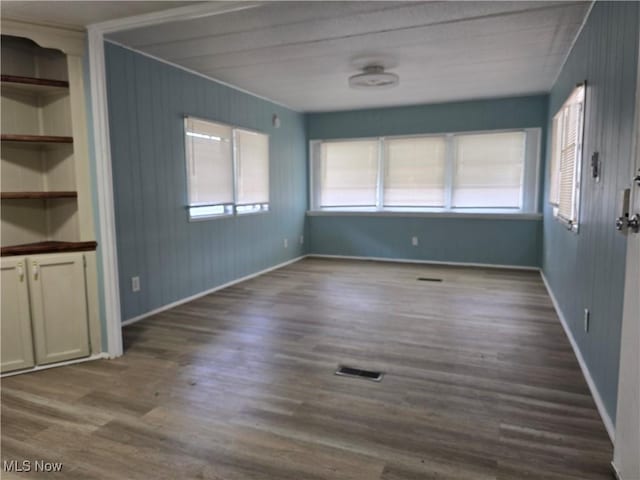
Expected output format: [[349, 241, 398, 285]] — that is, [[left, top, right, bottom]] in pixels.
[[309, 214, 541, 267], [306, 95, 548, 267], [105, 43, 307, 321], [542, 2, 639, 424]]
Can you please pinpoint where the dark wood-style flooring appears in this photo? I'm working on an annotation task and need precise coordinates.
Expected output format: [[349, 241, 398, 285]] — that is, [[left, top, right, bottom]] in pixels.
[[1, 258, 613, 479]]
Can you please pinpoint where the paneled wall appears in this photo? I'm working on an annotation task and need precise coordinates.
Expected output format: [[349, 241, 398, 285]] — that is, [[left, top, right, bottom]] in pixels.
[[542, 1, 639, 425], [306, 95, 548, 267], [105, 43, 307, 321]]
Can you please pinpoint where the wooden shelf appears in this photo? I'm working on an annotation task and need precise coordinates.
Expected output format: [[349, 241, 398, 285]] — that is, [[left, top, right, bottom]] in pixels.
[[1, 191, 77, 200], [1, 134, 73, 145], [1, 75, 69, 94], [1, 240, 97, 257]]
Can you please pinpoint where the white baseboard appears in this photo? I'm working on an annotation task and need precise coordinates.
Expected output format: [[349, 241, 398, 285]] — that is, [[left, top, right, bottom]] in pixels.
[[121, 255, 307, 327], [540, 271, 615, 442], [1, 352, 110, 378], [306, 253, 540, 271], [610, 461, 622, 480]]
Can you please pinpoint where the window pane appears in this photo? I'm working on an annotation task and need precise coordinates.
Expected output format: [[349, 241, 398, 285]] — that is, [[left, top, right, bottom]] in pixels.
[[551, 85, 585, 225], [184, 117, 233, 206], [549, 114, 562, 206], [320, 140, 378, 207], [235, 129, 269, 205], [384, 136, 446, 207], [452, 131, 525, 208]]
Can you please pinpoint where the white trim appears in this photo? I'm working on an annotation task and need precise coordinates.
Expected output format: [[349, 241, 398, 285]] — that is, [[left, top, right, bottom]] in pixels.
[[88, 27, 123, 358], [306, 254, 540, 271], [86, 1, 279, 359], [90, 2, 264, 34], [0, 353, 109, 378], [552, 1, 595, 87], [104, 39, 297, 112], [306, 210, 542, 220], [122, 255, 306, 327], [610, 462, 622, 480], [540, 271, 615, 442]]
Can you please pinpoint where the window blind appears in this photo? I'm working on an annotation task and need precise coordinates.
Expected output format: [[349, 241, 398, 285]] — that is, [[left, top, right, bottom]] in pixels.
[[549, 115, 562, 206], [184, 117, 233, 206], [320, 140, 379, 207], [452, 132, 525, 208], [235, 129, 269, 205], [550, 85, 585, 225], [383, 136, 446, 207]]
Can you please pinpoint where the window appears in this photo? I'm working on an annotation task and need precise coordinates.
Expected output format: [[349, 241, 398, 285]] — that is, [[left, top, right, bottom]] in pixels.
[[319, 140, 379, 207], [453, 132, 525, 208], [184, 116, 269, 219], [234, 129, 270, 214], [310, 129, 540, 213], [549, 84, 585, 230], [384, 136, 446, 207]]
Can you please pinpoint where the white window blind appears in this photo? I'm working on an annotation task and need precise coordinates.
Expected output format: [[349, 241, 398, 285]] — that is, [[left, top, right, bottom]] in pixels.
[[184, 117, 233, 207], [235, 129, 269, 205], [549, 85, 585, 227], [549, 115, 563, 206], [452, 131, 525, 208], [384, 136, 446, 207], [320, 140, 379, 207]]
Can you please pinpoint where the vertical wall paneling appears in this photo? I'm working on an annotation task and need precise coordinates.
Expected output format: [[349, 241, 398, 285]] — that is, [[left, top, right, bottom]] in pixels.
[[306, 95, 548, 267], [105, 42, 307, 321], [542, 1, 639, 423]]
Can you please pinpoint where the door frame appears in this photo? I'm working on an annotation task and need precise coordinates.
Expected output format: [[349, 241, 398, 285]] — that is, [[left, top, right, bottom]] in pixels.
[[86, 2, 263, 358], [612, 19, 640, 480]]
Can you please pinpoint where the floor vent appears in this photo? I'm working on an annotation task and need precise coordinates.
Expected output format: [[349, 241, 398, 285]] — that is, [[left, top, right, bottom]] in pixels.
[[335, 365, 384, 382], [417, 277, 443, 282]]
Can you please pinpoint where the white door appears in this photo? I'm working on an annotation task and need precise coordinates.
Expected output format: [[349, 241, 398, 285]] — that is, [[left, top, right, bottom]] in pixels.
[[28, 252, 90, 365], [1, 257, 35, 373], [613, 32, 640, 480]]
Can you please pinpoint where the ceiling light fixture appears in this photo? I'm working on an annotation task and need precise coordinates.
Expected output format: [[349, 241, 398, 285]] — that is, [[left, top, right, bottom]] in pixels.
[[349, 65, 399, 90]]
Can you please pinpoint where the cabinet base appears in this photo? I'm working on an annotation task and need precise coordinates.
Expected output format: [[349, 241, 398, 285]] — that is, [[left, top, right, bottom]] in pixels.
[[1, 352, 109, 377]]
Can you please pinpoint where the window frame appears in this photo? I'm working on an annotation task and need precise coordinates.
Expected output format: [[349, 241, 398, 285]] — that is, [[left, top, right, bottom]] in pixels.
[[548, 83, 586, 233], [309, 127, 541, 215], [184, 115, 270, 221]]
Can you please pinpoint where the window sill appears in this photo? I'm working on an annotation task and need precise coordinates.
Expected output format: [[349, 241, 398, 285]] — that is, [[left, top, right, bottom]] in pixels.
[[306, 209, 543, 220]]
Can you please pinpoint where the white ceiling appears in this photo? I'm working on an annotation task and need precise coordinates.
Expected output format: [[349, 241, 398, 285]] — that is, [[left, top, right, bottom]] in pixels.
[[1, 1, 200, 30], [3, 1, 590, 111]]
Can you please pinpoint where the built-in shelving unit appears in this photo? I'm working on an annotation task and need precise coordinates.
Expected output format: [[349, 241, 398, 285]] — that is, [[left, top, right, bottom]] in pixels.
[[1, 22, 102, 374], [1, 35, 91, 257]]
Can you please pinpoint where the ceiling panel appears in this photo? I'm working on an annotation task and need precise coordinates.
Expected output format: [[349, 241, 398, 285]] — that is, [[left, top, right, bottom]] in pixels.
[[1, 1, 201, 30], [105, 1, 592, 111]]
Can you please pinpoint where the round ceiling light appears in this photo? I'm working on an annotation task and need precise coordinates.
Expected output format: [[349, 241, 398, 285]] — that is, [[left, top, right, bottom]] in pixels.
[[349, 65, 399, 90]]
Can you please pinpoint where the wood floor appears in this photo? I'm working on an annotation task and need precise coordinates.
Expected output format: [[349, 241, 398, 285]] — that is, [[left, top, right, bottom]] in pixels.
[[1, 258, 613, 479]]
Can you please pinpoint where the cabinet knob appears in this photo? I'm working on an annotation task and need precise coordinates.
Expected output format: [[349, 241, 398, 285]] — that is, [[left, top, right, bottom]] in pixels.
[[17, 262, 24, 282], [32, 261, 39, 280]]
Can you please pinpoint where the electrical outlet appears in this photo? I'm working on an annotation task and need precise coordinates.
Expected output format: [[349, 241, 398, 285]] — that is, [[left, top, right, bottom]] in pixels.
[[412, 236, 419, 247], [299, 235, 304, 245], [584, 308, 590, 332], [131, 276, 140, 292], [283, 238, 288, 248]]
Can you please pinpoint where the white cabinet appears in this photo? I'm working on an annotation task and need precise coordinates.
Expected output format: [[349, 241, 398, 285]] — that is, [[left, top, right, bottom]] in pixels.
[[0, 252, 90, 373], [29, 253, 89, 365], [1, 257, 35, 373]]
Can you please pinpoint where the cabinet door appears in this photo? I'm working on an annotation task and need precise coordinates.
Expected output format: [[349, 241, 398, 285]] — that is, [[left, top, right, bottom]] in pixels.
[[29, 253, 90, 365], [1, 257, 35, 373]]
